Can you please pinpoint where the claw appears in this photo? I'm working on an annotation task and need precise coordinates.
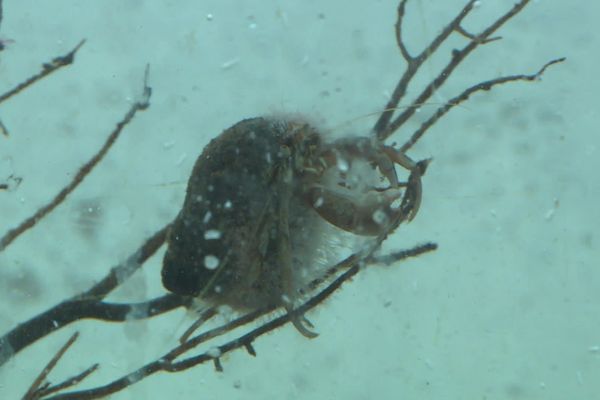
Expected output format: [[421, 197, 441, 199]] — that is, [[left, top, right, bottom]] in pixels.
[[286, 305, 319, 338], [306, 185, 402, 236]]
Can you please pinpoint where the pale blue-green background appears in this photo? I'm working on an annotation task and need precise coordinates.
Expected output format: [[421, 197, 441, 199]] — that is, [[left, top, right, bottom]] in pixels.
[[0, 1, 597, 399]]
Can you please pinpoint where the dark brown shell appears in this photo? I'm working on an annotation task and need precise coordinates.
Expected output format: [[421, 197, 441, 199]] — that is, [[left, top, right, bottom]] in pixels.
[[161, 117, 321, 310]]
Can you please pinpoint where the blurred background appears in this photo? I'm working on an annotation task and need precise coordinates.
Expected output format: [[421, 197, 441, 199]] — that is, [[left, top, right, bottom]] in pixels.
[[0, 0, 597, 399]]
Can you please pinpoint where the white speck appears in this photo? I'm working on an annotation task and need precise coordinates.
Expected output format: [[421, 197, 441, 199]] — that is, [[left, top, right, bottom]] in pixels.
[[204, 230, 222, 240], [206, 13, 214, 21], [176, 153, 187, 166], [162, 140, 175, 149], [224, 200, 232, 209], [281, 294, 291, 304], [214, 285, 222, 293], [207, 347, 221, 358], [372, 209, 387, 225], [544, 198, 560, 221], [203, 211, 212, 224], [52, 320, 58, 328], [424, 359, 433, 369], [336, 157, 349, 172], [313, 197, 324, 208], [473, 1, 482, 7], [204, 255, 220, 270], [221, 58, 240, 70], [588, 345, 600, 353], [248, 22, 257, 29]]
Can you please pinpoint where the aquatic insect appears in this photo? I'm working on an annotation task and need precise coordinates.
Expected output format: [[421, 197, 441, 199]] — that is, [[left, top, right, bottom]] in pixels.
[[161, 117, 427, 336]]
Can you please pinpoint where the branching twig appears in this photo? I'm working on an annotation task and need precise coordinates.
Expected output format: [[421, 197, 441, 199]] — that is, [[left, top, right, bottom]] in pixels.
[[0, 41, 85, 107], [40, 242, 437, 400], [0, 65, 152, 252], [1, 0, 563, 398], [0, 223, 176, 367], [400, 57, 566, 152], [373, 0, 555, 145], [21, 332, 98, 400]]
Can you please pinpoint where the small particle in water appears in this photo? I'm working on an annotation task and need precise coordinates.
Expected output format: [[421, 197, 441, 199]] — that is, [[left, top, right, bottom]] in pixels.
[[204, 229, 222, 240], [206, 13, 214, 21], [224, 200, 232, 209], [204, 255, 220, 270], [221, 58, 240, 70], [203, 211, 212, 224]]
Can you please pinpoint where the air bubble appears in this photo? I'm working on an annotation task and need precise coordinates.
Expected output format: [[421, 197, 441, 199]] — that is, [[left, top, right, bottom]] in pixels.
[[204, 255, 220, 270]]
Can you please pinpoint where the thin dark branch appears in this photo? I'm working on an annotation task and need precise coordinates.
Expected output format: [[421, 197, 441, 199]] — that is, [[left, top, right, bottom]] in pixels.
[[378, 0, 532, 141], [37, 364, 99, 398], [373, 0, 478, 137], [0, 66, 152, 252], [83, 220, 170, 299], [369, 242, 438, 266], [0, 224, 174, 367], [0, 41, 85, 106], [41, 242, 437, 400], [22, 332, 80, 400], [0, 117, 8, 136], [455, 25, 501, 43], [400, 57, 565, 152]]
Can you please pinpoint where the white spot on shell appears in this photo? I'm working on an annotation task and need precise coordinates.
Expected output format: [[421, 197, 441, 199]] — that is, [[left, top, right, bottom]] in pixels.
[[204, 255, 220, 270], [336, 157, 349, 172], [372, 209, 388, 225], [313, 197, 324, 208], [204, 230, 222, 240], [281, 294, 292, 304]]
